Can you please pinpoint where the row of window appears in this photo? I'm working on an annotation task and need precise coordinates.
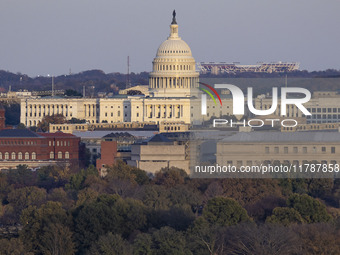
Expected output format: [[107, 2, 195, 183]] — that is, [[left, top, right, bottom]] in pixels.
[[0, 140, 37, 145], [227, 160, 338, 166], [283, 124, 339, 131], [307, 114, 340, 119], [27, 112, 73, 118], [27, 105, 73, 109], [308, 120, 340, 124], [155, 64, 193, 71], [0, 151, 70, 160], [308, 108, 340, 113], [163, 126, 181, 131], [265, 146, 336, 154], [48, 141, 71, 147], [0, 152, 36, 160], [159, 50, 190, 54], [50, 151, 70, 159], [52, 125, 86, 131], [104, 105, 120, 109]]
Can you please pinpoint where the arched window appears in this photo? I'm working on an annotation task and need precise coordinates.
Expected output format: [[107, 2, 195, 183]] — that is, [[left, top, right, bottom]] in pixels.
[[25, 152, 29, 160], [50, 151, 54, 159], [58, 151, 62, 159], [65, 151, 69, 159], [5, 152, 9, 160], [31, 152, 36, 160], [18, 152, 23, 160]]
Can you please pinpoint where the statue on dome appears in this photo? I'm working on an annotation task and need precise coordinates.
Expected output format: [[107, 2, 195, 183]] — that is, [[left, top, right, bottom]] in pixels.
[[172, 10, 177, 24]]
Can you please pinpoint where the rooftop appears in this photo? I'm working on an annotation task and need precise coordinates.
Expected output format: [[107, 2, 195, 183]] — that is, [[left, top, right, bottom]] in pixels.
[[38, 131, 78, 138], [220, 132, 340, 143], [0, 129, 44, 138]]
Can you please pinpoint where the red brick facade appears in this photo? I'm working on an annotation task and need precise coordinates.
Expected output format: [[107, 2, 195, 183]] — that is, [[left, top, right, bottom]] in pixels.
[[0, 130, 80, 169], [0, 108, 5, 130], [38, 132, 80, 161], [96, 141, 118, 171]]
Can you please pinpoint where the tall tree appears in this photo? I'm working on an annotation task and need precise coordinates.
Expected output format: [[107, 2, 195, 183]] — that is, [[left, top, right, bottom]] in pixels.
[[203, 197, 250, 226]]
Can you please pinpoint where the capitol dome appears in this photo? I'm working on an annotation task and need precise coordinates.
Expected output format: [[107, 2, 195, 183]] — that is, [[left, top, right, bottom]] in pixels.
[[156, 39, 192, 57], [149, 10, 199, 97]]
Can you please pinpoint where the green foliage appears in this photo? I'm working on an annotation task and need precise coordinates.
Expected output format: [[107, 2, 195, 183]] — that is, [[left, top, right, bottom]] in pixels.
[[153, 167, 189, 188], [287, 194, 332, 223], [36, 165, 70, 189], [6, 186, 47, 221], [37, 114, 66, 132], [127, 90, 143, 95], [66, 165, 98, 191], [39, 223, 76, 255], [203, 197, 250, 226], [0, 157, 338, 254], [7, 165, 37, 187], [266, 207, 305, 226], [68, 117, 86, 124], [0, 238, 33, 255], [65, 89, 82, 97], [20, 201, 71, 253], [150, 227, 192, 255], [73, 194, 147, 251], [133, 233, 152, 255], [87, 232, 132, 255], [138, 185, 171, 210], [17, 123, 26, 129], [105, 160, 149, 185], [149, 205, 195, 231], [187, 218, 219, 255], [76, 187, 100, 207], [219, 179, 282, 206], [47, 187, 74, 209]]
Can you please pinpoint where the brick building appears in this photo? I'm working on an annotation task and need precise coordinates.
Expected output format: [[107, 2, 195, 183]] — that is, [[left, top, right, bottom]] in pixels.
[[0, 129, 80, 170], [0, 107, 5, 130], [96, 141, 118, 176]]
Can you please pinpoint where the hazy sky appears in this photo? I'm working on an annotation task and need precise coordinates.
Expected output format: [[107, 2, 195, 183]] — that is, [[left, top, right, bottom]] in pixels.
[[1, 0, 339, 76]]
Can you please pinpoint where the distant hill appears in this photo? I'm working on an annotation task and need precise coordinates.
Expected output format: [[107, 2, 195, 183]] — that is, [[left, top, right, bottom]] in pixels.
[[0, 70, 149, 95], [1, 69, 339, 95]]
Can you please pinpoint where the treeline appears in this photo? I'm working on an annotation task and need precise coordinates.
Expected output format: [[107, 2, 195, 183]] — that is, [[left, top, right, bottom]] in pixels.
[[0, 162, 339, 254], [1, 69, 340, 96], [0, 70, 149, 95]]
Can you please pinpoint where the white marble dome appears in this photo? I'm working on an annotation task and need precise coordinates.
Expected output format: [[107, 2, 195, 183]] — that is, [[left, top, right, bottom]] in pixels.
[[156, 39, 192, 57], [149, 12, 199, 98]]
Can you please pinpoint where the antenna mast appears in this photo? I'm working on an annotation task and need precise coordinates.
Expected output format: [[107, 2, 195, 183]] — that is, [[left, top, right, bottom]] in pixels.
[[126, 56, 130, 89], [51, 76, 55, 97]]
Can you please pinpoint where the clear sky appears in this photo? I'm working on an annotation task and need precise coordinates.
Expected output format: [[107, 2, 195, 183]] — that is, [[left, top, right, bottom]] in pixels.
[[1, 0, 339, 76]]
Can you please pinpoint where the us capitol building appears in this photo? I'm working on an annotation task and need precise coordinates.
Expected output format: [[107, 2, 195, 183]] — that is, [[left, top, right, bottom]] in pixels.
[[20, 12, 231, 128]]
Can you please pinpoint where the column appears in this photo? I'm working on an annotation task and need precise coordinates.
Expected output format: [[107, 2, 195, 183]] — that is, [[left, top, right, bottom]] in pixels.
[[172, 104, 175, 119]]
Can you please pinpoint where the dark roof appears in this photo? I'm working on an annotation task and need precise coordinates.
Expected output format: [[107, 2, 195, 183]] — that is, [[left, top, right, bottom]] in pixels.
[[38, 131, 78, 138], [102, 132, 134, 138], [0, 129, 43, 138], [146, 134, 172, 144]]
